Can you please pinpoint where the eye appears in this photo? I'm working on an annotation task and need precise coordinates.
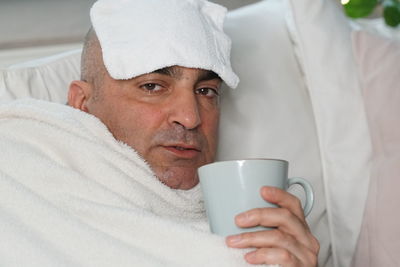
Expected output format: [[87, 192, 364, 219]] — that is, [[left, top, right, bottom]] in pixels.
[[140, 83, 163, 92], [195, 87, 219, 98]]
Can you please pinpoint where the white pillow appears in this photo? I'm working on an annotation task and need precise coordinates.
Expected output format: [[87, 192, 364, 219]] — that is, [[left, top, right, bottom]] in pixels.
[[351, 31, 400, 267], [286, 0, 373, 266], [0, 49, 80, 104], [217, 1, 331, 265]]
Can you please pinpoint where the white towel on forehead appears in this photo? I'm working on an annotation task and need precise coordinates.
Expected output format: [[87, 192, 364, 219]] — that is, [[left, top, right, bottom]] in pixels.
[[90, 0, 239, 88]]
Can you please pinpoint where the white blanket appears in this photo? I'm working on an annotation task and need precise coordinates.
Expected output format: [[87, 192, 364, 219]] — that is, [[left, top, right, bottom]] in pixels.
[[0, 99, 274, 267]]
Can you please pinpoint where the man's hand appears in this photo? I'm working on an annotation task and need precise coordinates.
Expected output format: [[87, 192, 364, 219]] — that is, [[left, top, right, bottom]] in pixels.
[[225, 186, 319, 266]]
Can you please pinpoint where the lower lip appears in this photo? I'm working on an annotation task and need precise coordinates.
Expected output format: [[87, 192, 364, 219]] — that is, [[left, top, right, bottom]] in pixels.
[[163, 146, 200, 159]]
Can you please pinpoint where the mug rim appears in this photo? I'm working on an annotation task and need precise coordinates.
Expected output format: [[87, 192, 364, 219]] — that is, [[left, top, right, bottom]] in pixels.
[[199, 158, 288, 169]]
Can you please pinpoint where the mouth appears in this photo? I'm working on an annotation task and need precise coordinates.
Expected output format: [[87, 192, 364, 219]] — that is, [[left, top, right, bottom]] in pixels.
[[162, 144, 201, 159]]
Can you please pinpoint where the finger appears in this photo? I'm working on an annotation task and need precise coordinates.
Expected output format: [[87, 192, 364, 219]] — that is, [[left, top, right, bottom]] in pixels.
[[234, 207, 311, 247], [226, 229, 317, 264], [227, 229, 297, 249], [261, 186, 305, 221], [233, 207, 320, 253], [244, 247, 301, 266]]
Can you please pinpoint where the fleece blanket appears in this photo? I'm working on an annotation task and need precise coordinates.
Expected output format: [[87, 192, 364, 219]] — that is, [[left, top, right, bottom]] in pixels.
[[0, 99, 280, 267]]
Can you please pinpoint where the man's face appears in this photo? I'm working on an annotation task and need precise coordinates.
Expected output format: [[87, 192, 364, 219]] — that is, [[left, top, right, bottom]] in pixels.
[[84, 66, 221, 190]]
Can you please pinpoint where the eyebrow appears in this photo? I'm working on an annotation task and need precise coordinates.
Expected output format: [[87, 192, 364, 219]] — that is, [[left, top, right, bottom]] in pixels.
[[197, 70, 221, 83], [152, 66, 222, 83], [153, 67, 181, 77]]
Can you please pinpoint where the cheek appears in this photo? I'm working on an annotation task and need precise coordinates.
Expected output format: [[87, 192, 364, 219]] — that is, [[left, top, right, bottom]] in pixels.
[[113, 105, 165, 144], [201, 109, 220, 157], [92, 98, 166, 154]]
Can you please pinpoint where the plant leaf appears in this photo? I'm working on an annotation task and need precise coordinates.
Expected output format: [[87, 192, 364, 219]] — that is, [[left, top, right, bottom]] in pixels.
[[344, 0, 378, 18], [383, 0, 400, 27]]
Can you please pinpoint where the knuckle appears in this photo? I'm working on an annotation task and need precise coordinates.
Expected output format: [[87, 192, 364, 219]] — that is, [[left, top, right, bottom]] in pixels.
[[292, 197, 302, 210], [303, 236, 319, 266], [282, 233, 296, 248], [311, 236, 320, 253], [280, 233, 298, 249], [306, 248, 319, 267], [275, 230, 297, 250], [279, 207, 293, 220], [270, 229, 286, 243], [278, 249, 293, 262], [247, 208, 264, 221]]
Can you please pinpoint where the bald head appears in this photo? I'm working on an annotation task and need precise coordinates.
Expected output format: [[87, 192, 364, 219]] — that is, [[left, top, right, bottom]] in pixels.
[[80, 28, 107, 94]]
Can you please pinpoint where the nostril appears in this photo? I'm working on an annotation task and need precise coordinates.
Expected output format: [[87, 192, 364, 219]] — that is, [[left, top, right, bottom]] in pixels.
[[168, 93, 201, 130], [171, 112, 201, 130]]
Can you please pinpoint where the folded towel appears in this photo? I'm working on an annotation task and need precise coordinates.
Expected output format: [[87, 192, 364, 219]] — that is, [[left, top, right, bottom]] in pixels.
[[90, 0, 239, 88], [0, 99, 277, 267]]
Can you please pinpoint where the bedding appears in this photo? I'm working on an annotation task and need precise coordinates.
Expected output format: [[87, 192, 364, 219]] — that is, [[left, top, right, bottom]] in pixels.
[[0, 50, 80, 104], [0, 99, 277, 267], [286, 0, 373, 266], [351, 31, 400, 267]]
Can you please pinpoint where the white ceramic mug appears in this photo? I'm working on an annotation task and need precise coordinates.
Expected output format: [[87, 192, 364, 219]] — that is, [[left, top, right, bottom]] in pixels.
[[198, 159, 314, 236]]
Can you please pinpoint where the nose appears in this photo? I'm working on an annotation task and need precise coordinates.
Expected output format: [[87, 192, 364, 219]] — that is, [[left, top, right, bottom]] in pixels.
[[168, 90, 201, 130]]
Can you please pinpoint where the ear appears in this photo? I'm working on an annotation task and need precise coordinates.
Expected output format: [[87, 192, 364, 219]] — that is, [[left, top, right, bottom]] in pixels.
[[68, 80, 92, 112]]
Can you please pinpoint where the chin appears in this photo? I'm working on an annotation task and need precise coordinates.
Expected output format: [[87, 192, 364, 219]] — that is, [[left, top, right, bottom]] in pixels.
[[154, 166, 199, 190]]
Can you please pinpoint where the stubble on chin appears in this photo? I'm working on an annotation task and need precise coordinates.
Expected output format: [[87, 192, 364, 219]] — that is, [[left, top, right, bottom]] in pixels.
[[152, 165, 199, 190], [147, 125, 210, 189]]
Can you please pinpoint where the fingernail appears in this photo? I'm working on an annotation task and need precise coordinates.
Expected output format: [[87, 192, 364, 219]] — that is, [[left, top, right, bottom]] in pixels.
[[261, 186, 272, 194], [236, 212, 249, 223], [262, 186, 277, 199], [226, 235, 242, 244], [245, 251, 257, 262]]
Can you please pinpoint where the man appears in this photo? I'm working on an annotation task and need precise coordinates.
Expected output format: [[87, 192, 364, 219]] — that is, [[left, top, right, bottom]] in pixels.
[[0, 0, 318, 266]]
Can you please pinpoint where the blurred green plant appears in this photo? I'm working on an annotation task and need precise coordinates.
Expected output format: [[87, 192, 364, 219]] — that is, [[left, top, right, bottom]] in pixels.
[[343, 0, 400, 27]]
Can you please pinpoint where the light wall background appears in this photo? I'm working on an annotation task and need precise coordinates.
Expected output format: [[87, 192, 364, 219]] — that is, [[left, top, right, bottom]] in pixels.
[[0, 0, 261, 67]]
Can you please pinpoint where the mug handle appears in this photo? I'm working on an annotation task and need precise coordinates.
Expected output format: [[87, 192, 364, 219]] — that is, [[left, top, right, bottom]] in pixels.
[[286, 177, 314, 217]]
